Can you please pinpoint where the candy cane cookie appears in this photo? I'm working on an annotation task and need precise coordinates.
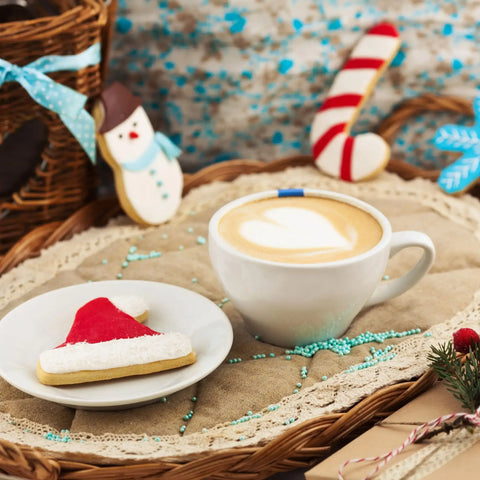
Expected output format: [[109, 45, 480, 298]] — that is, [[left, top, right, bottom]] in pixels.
[[310, 23, 400, 182]]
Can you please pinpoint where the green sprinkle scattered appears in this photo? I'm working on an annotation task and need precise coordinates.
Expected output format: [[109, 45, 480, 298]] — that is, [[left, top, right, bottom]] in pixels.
[[187, 227, 194, 233], [197, 236, 206, 245], [221, 298, 229, 303], [289, 329, 422, 359], [162, 234, 168, 239], [285, 355, 291, 360], [129, 246, 137, 254], [322, 375, 328, 381], [117, 273, 123, 279], [122, 261, 129, 268], [161, 397, 167, 403], [189, 211, 196, 216], [178, 245, 184, 251], [101, 259, 108, 264], [162, 192, 169, 199], [345, 345, 397, 373], [192, 278, 198, 283], [424, 332, 433, 337]]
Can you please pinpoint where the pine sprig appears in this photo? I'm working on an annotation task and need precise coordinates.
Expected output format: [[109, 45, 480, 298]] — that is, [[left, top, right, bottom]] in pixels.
[[428, 339, 480, 412]]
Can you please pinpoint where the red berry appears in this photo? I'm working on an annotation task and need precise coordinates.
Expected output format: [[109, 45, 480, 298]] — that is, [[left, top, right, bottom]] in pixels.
[[453, 328, 480, 353]]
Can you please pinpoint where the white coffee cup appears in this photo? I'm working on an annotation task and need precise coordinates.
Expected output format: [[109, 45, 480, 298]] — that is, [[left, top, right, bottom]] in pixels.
[[208, 188, 435, 347]]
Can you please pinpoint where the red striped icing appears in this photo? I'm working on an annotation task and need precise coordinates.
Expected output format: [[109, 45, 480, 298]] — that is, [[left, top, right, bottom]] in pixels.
[[340, 136, 354, 182], [311, 22, 398, 179], [312, 123, 346, 159], [318, 94, 363, 112], [367, 23, 399, 37], [342, 58, 384, 70]]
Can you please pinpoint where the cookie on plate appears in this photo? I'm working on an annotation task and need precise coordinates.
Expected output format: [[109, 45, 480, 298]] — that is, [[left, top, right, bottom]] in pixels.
[[37, 297, 195, 386]]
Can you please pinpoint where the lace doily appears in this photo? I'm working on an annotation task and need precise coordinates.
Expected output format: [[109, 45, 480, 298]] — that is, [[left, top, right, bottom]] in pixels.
[[1, 166, 480, 463]]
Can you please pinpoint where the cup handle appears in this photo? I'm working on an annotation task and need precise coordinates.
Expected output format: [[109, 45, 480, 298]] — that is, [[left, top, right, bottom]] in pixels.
[[364, 231, 436, 308]]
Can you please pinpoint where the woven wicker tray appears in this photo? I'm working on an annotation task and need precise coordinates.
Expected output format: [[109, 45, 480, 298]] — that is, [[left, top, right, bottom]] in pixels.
[[0, 152, 443, 480]]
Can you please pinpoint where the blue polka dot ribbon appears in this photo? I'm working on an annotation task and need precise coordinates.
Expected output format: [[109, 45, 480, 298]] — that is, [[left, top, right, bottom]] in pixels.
[[0, 43, 101, 164]]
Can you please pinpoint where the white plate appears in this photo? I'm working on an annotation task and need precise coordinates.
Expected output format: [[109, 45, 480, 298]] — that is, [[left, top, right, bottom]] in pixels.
[[0, 281, 233, 410]]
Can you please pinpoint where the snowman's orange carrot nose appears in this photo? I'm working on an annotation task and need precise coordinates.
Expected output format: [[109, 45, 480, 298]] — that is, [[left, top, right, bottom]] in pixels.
[[129, 131, 139, 139]]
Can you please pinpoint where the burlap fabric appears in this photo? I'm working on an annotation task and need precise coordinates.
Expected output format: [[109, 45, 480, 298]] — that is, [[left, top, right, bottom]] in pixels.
[[1, 166, 480, 463]]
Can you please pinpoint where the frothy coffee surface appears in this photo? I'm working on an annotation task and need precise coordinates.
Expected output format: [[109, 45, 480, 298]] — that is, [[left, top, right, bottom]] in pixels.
[[218, 196, 383, 264]]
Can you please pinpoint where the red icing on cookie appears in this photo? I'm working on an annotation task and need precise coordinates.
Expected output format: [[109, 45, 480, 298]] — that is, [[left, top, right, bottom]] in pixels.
[[368, 23, 399, 37], [57, 297, 160, 348]]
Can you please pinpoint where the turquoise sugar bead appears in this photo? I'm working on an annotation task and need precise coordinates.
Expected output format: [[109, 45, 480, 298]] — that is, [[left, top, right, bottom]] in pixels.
[[289, 328, 422, 358]]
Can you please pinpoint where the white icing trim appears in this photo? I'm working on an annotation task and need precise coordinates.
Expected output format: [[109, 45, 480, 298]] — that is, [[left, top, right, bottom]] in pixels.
[[351, 34, 400, 59], [328, 69, 378, 97], [109, 296, 148, 318], [315, 133, 345, 176], [310, 107, 356, 143], [351, 133, 389, 181], [39, 333, 192, 374]]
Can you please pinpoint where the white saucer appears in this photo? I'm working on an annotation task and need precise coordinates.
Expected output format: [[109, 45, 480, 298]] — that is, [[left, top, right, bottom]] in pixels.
[[0, 281, 233, 410]]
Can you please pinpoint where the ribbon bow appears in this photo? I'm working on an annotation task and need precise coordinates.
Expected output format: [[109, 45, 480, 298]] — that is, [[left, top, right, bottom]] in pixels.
[[0, 43, 101, 164]]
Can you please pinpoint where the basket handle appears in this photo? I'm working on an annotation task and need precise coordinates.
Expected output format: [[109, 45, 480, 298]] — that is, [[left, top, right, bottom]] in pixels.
[[377, 94, 474, 180]]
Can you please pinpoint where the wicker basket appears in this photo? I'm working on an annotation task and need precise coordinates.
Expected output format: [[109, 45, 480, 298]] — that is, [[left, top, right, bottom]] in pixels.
[[0, 0, 116, 255], [0, 154, 440, 480], [0, 94, 470, 479], [0, 91, 472, 273], [380, 93, 473, 181]]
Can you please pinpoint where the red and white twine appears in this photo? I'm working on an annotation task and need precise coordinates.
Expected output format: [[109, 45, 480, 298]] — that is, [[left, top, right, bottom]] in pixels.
[[337, 406, 480, 480]]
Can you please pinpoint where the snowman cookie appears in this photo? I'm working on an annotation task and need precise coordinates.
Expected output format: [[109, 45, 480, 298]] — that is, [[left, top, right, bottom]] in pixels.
[[93, 82, 184, 225]]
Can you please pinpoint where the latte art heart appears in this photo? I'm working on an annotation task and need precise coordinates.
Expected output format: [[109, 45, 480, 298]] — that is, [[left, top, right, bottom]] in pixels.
[[239, 207, 355, 251], [218, 196, 383, 264]]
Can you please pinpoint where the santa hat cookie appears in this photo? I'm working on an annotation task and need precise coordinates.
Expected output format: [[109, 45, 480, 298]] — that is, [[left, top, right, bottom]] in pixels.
[[37, 297, 195, 385], [93, 82, 184, 226], [310, 23, 401, 182]]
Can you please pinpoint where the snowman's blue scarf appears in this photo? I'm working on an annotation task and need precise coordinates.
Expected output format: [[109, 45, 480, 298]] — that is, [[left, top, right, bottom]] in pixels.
[[122, 132, 182, 172]]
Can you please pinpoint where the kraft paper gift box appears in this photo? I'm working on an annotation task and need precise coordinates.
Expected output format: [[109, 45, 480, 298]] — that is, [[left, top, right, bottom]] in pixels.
[[306, 382, 480, 480]]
